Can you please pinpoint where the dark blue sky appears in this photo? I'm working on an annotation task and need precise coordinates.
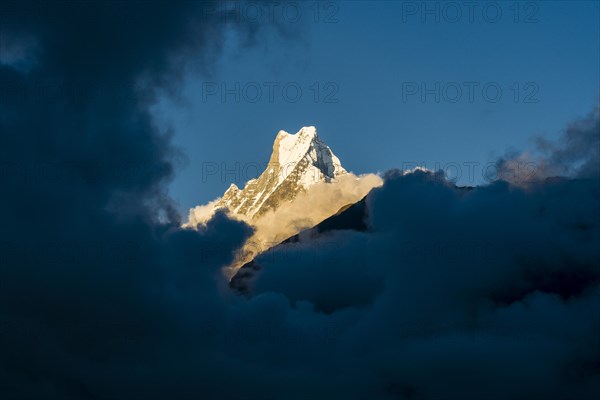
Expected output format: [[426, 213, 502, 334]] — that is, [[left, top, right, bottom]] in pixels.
[[2, 2, 599, 398], [152, 0, 600, 214]]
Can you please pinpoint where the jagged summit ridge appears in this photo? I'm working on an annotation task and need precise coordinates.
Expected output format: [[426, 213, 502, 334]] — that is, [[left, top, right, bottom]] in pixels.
[[271, 126, 345, 185], [213, 126, 347, 220]]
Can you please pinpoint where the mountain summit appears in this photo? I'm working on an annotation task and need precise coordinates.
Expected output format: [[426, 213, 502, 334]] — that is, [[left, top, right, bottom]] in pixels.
[[214, 126, 347, 220], [185, 126, 382, 278]]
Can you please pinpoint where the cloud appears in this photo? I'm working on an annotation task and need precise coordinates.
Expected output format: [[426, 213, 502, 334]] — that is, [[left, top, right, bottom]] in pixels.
[[1, 1, 599, 399], [497, 106, 600, 184], [251, 167, 600, 398], [202, 172, 383, 278]]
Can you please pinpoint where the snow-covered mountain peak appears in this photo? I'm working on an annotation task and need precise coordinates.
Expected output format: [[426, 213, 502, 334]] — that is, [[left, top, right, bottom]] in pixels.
[[274, 126, 345, 180], [185, 126, 384, 277], [188, 127, 348, 222], [276, 127, 315, 164]]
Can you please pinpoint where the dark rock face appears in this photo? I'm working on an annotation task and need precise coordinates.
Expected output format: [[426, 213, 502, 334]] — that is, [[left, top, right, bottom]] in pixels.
[[229, 182, 476, 294], [229, 196, 370, 294], [229, 260, 262, 295]]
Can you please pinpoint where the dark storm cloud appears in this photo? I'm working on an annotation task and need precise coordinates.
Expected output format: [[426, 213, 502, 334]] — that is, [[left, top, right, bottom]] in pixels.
[[0, 1, 302, 399], [252, 168, 600, 399], [1, 1, 599, 399]]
